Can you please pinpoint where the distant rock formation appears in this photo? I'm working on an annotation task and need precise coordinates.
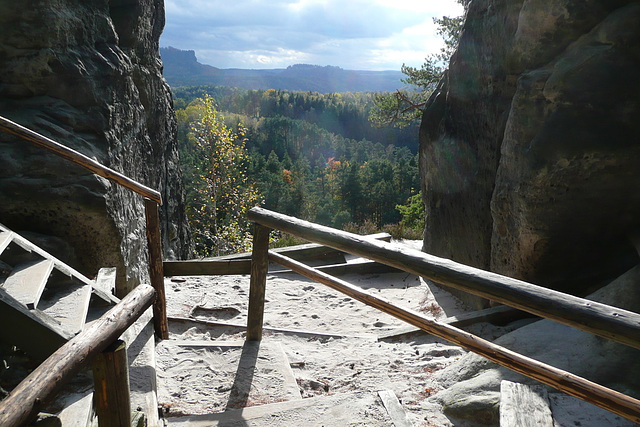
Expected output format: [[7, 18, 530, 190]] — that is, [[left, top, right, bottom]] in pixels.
[[160, 47, 405, 93], [420, 0, 640, 307], [0, 0, 193, 295], [160, 46, 223, 86]]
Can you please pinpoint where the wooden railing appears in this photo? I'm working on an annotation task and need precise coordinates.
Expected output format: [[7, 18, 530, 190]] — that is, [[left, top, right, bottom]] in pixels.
[[246, 207, 640, 423], [0, 284, 155, 426], [0, 115, 169, 339]]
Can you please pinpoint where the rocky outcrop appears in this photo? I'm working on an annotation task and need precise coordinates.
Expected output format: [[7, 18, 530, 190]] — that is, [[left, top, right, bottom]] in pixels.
[[420, 0, 640, 306], [431, 264, 640, 424], [0, 0, 193, 295]]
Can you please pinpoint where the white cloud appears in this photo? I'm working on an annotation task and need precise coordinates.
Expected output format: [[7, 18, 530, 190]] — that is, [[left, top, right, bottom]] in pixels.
[[161, 0, 464, 70], [374, 0, 464, 15]]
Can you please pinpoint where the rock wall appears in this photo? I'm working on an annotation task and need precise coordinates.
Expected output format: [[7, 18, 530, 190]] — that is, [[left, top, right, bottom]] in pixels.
[[420, 0, 640, 306], [0, 0, 193, 295], [433, 264, 640, 424]]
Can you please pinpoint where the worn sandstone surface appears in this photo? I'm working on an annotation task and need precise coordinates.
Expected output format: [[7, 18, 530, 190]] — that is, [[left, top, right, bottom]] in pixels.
[[0, 0, 192, 294], [420, 0, 640, 303], [421, 0, 640, 423]]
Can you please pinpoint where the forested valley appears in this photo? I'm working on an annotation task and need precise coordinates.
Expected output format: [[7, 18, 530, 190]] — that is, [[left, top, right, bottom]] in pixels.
[[173, 86, 424, 256]]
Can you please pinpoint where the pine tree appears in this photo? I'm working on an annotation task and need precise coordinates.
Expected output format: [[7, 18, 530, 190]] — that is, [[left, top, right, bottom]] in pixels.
[[368, 3, 466, 128]]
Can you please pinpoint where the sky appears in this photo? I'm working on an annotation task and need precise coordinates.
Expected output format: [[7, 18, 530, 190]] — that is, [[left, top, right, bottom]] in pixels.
[[160, 0, 464, 71]]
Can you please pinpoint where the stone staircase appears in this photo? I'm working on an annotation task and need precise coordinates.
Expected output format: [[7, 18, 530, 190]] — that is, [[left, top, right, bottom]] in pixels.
[[0, 223, 119, 362], [0, 222, 162, 425]]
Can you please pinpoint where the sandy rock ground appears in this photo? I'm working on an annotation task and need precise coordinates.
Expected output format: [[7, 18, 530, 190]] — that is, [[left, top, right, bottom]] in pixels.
[[156, 240, 522, 426]]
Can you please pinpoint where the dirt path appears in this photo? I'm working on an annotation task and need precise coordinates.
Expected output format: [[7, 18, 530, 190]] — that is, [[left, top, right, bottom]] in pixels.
[[157, 241, 515, 426]]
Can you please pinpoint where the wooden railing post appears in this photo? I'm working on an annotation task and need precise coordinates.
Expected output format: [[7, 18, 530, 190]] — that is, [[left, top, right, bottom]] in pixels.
[[144, 198, 168, 339], [92, 340, 131, 426], [246, 224, 270, 341]]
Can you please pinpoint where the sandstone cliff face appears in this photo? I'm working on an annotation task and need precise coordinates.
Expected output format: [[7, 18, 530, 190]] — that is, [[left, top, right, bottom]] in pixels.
[[420, 0, 640, 305], [0, 0, 192, 294]]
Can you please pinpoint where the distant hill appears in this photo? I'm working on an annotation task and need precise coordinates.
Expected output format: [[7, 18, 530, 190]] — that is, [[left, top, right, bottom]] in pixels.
[[160, 47, 405, 93]]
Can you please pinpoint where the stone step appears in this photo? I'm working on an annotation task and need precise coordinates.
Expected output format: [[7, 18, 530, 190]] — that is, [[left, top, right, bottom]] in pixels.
[[164, 389, 411, 426], [0, 222, 158, 425], [2, 258, 54, 309], [55, 389, 94, 427], [38, 273, 92, 335], [0, 231, 13, 256], [0, 222, 119, 361], [156, 340, 302, 417], [0, 286, 74, 360]]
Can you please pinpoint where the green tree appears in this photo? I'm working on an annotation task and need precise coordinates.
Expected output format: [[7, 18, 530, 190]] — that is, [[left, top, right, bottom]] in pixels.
[[397, 192, 425, 231], [369, 4, 465, 128], [187, 95, 260, 256]]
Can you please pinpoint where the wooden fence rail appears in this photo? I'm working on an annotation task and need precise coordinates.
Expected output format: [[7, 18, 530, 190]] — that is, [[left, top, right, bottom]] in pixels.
[[247, 207, 640, 350], [0, 284, 155, 427], [247, 207, 640, 424], [268, 251, 640, 423]]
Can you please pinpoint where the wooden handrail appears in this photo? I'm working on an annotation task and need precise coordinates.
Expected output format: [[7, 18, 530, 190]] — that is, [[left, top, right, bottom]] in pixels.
[[268, 250, 640, 424], [248, 207, 640, 350], [0, 115, 162, 204], [0, 284, 155, 427], [0, 115, 168, 339], [245, 209, 640, 423]]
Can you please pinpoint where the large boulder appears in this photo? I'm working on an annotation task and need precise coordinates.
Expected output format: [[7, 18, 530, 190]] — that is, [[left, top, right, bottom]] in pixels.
[[431, 264, 640, 424], [0, 0, 193, 295], [420, 0, 640, 305]]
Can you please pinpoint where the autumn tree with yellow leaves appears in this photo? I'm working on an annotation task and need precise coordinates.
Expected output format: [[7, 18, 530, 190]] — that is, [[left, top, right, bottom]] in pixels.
[[186, 95, 261, 256]]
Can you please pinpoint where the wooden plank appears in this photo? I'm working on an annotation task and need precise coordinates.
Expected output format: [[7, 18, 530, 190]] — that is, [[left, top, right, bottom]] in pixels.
[[0, 283, 155, 427], [443, 305, 534, 328], [500, 380, 553, 427], [214, 243, 342, 263], [168, 316, 377, 340], [0, 115, 162, 204], [164, 390, 392, 426], [165, 256, 396, 277], [378, 305, 534, 340], [94, 267, 117, 295], [145, 198, 168, 339], [248, 207, 640, 351], [267, 250, 640, 424], [3, 259, 54, 309], [92, 340, 132, 427], [246, 224, 270, 341], [273, 260, 402, 276], [215, 232, 392, 262], [163, 259, 251, 276], [378, 390, 413, 427]]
